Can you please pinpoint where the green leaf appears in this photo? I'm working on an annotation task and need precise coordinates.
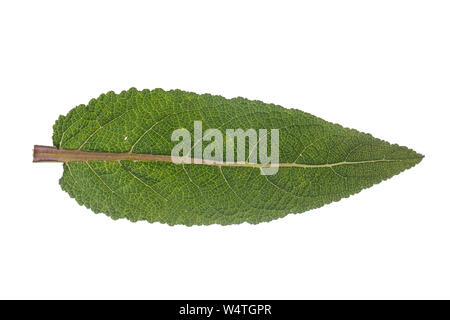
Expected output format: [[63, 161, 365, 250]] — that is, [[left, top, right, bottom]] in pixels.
[[37, 88, 423, 225]]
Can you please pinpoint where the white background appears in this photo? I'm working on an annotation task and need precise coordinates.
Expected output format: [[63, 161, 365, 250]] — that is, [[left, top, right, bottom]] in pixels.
[[0, 0, 449, 299]]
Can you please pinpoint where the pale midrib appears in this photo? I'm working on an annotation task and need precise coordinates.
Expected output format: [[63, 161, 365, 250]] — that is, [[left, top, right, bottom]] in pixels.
[[33, 145, 419, 168]]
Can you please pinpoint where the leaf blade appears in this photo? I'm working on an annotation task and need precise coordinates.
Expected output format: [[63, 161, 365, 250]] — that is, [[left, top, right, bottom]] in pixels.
[[52, 88, 423, 225]]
